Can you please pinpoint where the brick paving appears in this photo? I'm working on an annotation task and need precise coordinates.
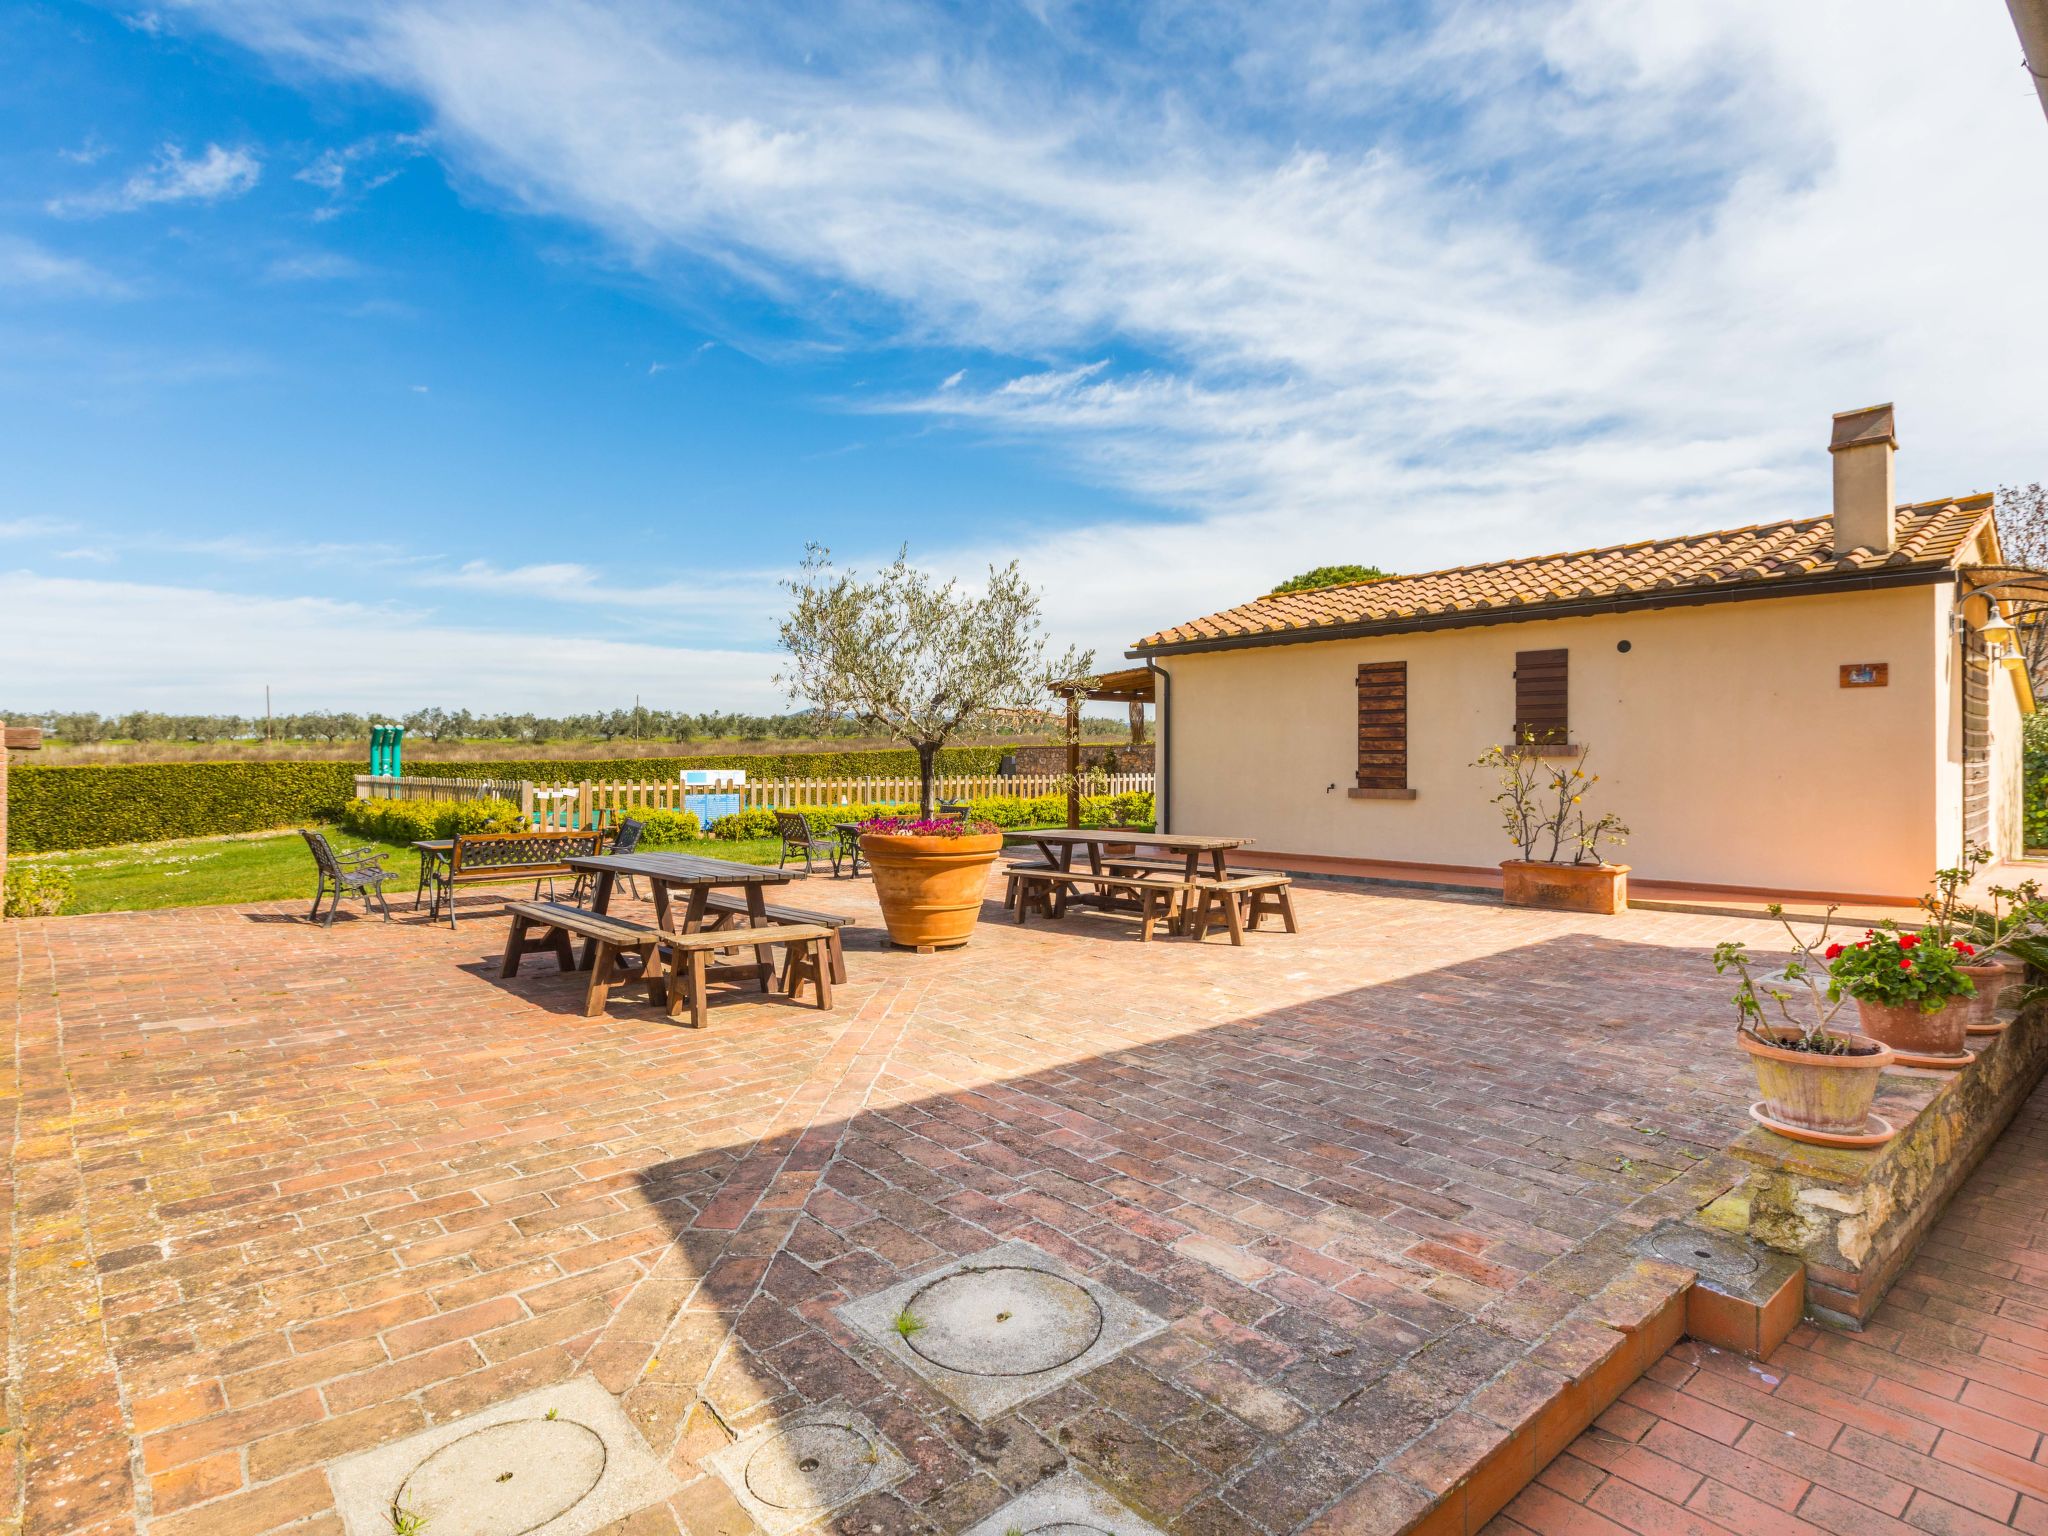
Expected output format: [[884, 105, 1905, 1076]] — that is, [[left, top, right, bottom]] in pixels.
[[0, 873, 2037, 1535], [1490, 1068, 2048, 1536]]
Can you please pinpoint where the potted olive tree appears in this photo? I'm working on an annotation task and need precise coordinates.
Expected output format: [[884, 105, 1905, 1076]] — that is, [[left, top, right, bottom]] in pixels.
[[1716, 911, 1895, 1144], [1476, 743, 1629, 913], [779, 545, 1088, 951]]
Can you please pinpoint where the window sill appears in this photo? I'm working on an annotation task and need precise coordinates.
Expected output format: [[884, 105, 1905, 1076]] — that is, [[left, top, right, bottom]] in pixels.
[[1511, 742, 1583, 758], [1349, 786, 1418, 800]]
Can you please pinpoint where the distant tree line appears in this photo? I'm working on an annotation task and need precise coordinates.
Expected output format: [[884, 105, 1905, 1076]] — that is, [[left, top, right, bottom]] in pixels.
[[2, 705, 1128, 745]]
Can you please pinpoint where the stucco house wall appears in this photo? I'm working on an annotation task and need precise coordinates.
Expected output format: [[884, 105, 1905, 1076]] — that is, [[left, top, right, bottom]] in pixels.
[[1156, 583, 1994, 897]]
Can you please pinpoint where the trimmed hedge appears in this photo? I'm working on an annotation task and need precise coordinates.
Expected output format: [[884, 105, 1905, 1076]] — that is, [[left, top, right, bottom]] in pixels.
[[709, 792, 1153, 841], [409, 745, 1014, 786], [336, 796, 526, 843], [4, 744, 1033, 853], [6, 761, 357, 853]]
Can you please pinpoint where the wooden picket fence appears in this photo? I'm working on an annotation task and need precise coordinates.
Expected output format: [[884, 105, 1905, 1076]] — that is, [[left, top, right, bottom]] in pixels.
[[352, 773, 524, 803], [359, 770, 1154, 833]]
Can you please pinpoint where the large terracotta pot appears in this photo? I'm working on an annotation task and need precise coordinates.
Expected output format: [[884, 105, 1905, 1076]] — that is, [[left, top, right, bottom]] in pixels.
[[1958, 959, 2020, 1034], [1739, 1032, 1894, 1134], [1500, 860, 1629, 915], [1855, 995, 1968, 1058], [860, 831, 1005, 951]]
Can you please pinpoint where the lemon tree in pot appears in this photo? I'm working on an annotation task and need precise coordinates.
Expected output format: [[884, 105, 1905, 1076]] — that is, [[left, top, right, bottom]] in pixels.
[[778, 545, 1089, 952], [1826, 926, 1976, 1061], [1715, 910, 1895, 1143], [1477, 742, 1629, 914]]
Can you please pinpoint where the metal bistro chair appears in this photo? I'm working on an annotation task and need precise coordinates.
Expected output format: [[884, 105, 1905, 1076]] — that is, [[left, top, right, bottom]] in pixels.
[[300, 829, 393, 926], [774, 810, 832, 876], [572, 818, 645, 905]]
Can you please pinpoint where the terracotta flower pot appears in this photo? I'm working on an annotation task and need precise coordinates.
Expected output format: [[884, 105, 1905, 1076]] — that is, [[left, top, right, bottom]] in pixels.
[[1957, 958, 2021, 1034], [1854, 995, 1968, 1058], [860, 831, 1005, 951], [1739, 1032, 1894, 1134], [1500, 860, 1629, 915]]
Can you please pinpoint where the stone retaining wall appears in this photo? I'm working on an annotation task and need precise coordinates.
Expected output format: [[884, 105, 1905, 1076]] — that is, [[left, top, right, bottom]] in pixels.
[[1705, 996, 2048, 1327]]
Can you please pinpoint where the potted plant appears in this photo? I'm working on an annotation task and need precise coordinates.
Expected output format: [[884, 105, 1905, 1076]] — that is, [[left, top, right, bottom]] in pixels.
[[1715, 910, 1895, 1141], [778, 545, 1090, 820], [1920, 847, 2039, 1034], [857, 815, 1006, 951], [1476, 743, 1629, 913], [1827, 925, 1975, 1060]]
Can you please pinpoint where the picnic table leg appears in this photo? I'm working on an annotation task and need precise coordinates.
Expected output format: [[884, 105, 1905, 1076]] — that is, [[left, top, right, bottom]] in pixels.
[[499, 914, 531, 978], [668, 949, 709, 1028], [576, 869, 620, 970], [743, 885, 775, 992]]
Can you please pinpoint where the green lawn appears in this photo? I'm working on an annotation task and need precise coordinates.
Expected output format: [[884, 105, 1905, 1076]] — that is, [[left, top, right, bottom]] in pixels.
[[16, 828, 790, 916]]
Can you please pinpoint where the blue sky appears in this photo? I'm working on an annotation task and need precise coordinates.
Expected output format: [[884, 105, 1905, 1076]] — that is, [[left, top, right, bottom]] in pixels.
[[4, 1, 2046, 713]]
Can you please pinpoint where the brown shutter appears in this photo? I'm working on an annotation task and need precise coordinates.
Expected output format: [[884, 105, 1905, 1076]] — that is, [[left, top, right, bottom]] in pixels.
[[1356, 661, 1407, 790], [1513, 648, 1569, 745]]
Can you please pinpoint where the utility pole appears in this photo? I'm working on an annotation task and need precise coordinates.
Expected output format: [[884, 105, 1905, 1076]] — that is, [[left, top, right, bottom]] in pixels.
[[265, 685, 273, 743]]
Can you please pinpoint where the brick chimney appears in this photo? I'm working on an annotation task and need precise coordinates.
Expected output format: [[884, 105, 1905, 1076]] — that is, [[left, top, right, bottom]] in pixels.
[[1829, 403, 1897, 556]]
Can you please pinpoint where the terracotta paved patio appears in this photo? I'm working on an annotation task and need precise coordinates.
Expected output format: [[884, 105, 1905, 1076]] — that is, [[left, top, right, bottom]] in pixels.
[[1, 873, 2041, 1536]]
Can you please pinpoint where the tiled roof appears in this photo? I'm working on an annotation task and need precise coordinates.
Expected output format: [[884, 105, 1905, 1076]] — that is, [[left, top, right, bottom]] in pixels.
[[1132, 495, 1993, 653]]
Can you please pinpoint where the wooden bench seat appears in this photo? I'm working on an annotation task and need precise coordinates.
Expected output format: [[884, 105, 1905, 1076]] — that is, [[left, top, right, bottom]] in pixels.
[[1188, 874, 1297, 945], [501, 900, 665, 1016], [662, 923, 836, 1029], [696, 892, 852, 984], [1008, 868, 1193, 941], [430, 832, 602, 927]]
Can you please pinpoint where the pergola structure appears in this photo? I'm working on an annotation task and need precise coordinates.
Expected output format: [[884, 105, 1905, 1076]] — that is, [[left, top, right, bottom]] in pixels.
[[0, 720, 44, 895], [1958, 566, 2048, 703], [1049, 666, 1155, 828]]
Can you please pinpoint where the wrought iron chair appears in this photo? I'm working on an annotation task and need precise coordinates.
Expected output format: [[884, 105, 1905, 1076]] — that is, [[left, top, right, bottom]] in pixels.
[[775, 810, 831, 876], [300, 829, 393, 926], [572, 818, 645, 904]]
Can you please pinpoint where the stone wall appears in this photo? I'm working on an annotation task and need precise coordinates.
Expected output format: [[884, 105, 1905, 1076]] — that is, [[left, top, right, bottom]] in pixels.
[[1704, 996, 2048, 1327]]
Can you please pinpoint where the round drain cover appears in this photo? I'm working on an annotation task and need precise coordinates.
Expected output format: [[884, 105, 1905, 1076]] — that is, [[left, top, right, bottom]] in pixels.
[[394, 1418, 606, 1536], [744, 1422, 884, 1512], [1650, 1228, 1760, 1278], [1025, 1526, 1113, 1536], [903, 1265, 1105, 1377]]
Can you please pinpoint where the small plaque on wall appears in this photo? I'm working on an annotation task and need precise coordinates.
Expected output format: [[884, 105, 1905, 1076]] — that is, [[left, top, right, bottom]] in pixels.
[[1840, 663, 1888, 688]]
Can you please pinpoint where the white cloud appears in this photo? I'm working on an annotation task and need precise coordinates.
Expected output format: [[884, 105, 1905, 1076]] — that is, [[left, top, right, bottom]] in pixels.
[[0, 517, 74, 540], [0, 236, 128, 297], [115, 0, 2048, 662], [48, 142, 262, 216], [0, 572, 784, 712], [264, 250, 361, 281]]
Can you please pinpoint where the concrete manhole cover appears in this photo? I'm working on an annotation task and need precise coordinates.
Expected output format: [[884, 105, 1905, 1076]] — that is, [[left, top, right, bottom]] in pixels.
[[902, 1265, 1105, 1377], [326, 1376, 678, 1536], [705, 1406, 909, 1536], [838, 1240, 1167, 1420], [959, 1470, 1170, 1536], [1649, 1225, 1761, 1280], [394, 1419, 606, 1536]]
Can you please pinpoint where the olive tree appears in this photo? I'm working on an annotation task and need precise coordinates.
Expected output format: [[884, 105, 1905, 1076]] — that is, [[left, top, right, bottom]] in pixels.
[[778, 545, 1091, 816]]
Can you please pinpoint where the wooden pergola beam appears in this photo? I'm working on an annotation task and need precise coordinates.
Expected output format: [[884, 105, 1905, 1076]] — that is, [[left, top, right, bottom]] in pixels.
[[1, 722, 44, 899]]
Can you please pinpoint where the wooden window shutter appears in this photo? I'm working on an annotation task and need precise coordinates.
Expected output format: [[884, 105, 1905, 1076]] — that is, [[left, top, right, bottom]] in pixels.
[[1514, 648, 1569, 746], [1355, 661, 1408, 790]]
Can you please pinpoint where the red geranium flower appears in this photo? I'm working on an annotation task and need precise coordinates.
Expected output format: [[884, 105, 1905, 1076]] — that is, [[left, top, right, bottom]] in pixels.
[[1823, 943, 1845, 960], [1899, 933, 1919, 949], [1855, 941, 1868, 950], [1953, 940, 1977, 955], [1899, 958, 1913, 971]]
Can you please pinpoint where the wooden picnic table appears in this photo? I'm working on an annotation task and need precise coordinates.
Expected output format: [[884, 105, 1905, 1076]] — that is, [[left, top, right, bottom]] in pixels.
[[1006, 828, 1250, 881], [1004, 828, 1253, 929], [564, 851, 792, 987]]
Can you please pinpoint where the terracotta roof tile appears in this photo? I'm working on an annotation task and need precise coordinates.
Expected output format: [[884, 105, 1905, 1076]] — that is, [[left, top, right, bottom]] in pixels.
[[1132, 496, 1992, 653]]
